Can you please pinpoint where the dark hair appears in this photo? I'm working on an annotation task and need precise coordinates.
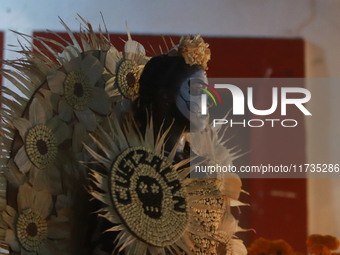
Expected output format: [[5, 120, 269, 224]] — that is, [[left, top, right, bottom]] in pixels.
[[133, 54, 203, 133], [138, 54, 203, 109]]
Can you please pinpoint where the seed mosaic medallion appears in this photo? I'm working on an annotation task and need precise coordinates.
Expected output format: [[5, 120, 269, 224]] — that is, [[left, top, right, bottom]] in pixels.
[[109, 146, 188, 247]]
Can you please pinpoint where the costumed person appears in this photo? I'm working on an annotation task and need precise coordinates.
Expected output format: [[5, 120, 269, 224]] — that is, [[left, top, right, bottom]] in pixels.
[[128, 45, 248, 255], [0, 16, 247, 255]]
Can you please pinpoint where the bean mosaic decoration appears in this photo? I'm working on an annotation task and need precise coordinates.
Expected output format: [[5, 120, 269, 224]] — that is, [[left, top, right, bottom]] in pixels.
[[25, 125, 58, 169], [116, 60, 140, 100], [110, 146, 188, 247]]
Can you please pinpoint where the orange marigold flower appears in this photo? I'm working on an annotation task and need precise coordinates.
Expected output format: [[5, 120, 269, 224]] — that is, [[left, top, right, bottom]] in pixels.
[[307, 235, 340, 251], [290, 252, 305, 255], [247, 248, 259, 255], [268, 240, 294, 255], [308, 244, 331, 255], [307, 235, 326, 247], [323, 235, 340, 250], [249, 238, 271, 254]]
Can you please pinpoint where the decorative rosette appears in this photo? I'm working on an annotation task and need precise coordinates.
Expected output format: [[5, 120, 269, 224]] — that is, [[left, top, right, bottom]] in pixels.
[[86, 115, 219, 254], [168, 34, 211, 70], [11, 97, 69, 195], [3, 183, 70, 254], [47, 53, 110, 131], [104, 27, 149, 102]]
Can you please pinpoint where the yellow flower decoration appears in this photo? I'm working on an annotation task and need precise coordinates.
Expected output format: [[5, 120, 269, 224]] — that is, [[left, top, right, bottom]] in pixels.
[[178, 34, 211, 70], [104, 27, 149, 102], [47, 54, 110, 131], [12, 97, 69, 195], [3, 183, 70, 254]]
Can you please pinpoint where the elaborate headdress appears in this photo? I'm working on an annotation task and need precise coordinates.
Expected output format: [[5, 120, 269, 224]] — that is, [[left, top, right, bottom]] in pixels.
[[0, 16, 246, 255]]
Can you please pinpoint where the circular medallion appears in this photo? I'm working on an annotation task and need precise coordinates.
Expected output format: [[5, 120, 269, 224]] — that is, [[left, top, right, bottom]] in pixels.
[[16, 208, 48, 252], [25, 124, 58, 169], [109, 146, 188, 247], [116, 60, 140, 101], [64, 70, 93, 111]]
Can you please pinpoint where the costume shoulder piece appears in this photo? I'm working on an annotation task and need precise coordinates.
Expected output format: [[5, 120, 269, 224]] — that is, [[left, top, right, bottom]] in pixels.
[[0, 16, 247, 255]]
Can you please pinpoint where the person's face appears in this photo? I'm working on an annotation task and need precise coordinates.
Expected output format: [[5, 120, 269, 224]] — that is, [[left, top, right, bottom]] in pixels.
[[175, 69, 211, 132]]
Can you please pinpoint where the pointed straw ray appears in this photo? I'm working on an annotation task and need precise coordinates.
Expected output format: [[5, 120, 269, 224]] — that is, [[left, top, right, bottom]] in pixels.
[[161, 35, 170, 52]]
